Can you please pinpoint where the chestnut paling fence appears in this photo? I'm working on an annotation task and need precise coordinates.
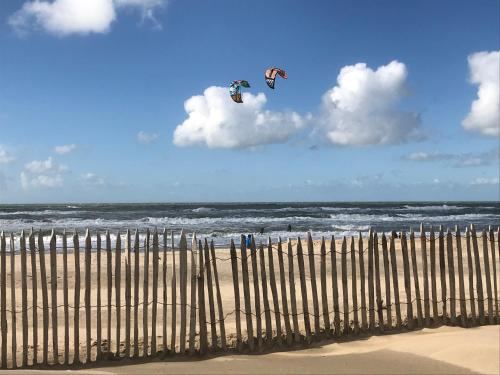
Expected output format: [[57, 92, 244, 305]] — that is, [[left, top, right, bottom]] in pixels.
[[0, 224, 498, 368]]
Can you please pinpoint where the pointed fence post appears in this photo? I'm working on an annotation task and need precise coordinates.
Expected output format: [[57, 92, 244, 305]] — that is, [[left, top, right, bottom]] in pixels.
[[211, 240, 227, 350], [106, 230, 112, 358], [429, 227, 439, 324], [230, 239, 242, 351], [465, 228, 476, 325], [320, 237, 331, 336], [151, 230, 159, 355], [115, 233, 122, 357], [170, 231, 177, 354], [125, 230, 131, 358], [389, 232, 402, 329], [73, 232, 81, 364], [341, 237, 349, 335], [9, 234, 17, 369], [259, 242, 272, 345], [446, 229, 456, 325], [204, 239, 218, 350], [240, 235, 254, 351], [350, 237, 358, 333], [330, 236, 341, 336], [85, 230, 92, 363], [250, 237, 262, 351], [37, 231, 49, 365], [296, 237, 311, 340], [287, 239, 300, 343], [401, 232, 414, 329], [367, 230, 375, 330], [471, 225, 484, 325], [307, 233, 320, 337], [373, 232, 383, 331], [133, 230, 140, 357], [197, 240, 207, 355], [96, 233, 102, 360], [481, 230, 493, 324], [410, 229, 423, 328], [267, 237, 283, 344], [358, 233, 367, 331], [438, 226, 447, 323], [188, 234, 197, 356], [0, 232, 6, 368], [28, 230, 38, 365], [455, 226, 467, 327], [49, 231, 59, 364], [162, 229, 168, 355], [381, 233, 392, 329], [489, 227, 498, 323], [420, 224, 430, 327], [179, 230, 188, 354], [142, 230, 149, 356]]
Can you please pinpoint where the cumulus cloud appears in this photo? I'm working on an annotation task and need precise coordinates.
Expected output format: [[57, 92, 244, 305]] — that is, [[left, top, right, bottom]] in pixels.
[[403, 148, 499, 167], [80, 172, 106, 187], [21, 157, 66, 189], [54, 143, 76, 154], [462, 51, 500, 137], [115, 0, 166, 29], [403, 152, 454, 162], [470, 177, 499, 186], [316, 60, 421, 146], [0, 146, 16, 164], [173, 86, 305, 149], [137, 131, 159, 144], [9, 0, 166, 36]]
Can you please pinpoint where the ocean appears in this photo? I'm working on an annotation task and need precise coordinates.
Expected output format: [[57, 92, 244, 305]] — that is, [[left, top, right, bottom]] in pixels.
[[0, 202, 498, 245]]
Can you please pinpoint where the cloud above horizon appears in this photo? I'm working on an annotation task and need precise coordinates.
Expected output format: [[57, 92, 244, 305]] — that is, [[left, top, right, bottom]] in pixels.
[[137, 131, 159, 144], [462, 51, 500, 137], [20, 157, 67, 189], [8, 0, 167, 36], [403, 148, 499, 168], [173, 86, 305, 149], [54, 144, 76, 155], [0, 146, 16, 164], [315, 60, 422, 146]]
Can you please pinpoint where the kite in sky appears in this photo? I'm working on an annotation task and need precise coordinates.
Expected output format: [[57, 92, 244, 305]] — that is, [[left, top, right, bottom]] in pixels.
[[265, 68, 288, 89], [229, 80, 250, 103]]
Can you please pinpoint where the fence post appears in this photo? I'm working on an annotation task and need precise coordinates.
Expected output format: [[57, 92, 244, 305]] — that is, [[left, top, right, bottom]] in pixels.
[[276, 238, 291, 344], [50, 231, 59, 364], [367, 230, 375, 331], [204, 238, 218, 350], [330, 236, 341, 337], [465, 228, 476, 325], [297, 237, 311, 340], [358, 233, 367, 331], [133, 230, 140, 357], [471, 225, 484, 325], [341, 237, 349, 335], [259, 242, 272, 345], [429, 227, 439, 324], [179, 230, 187, 354], [350, 237, 358, 334], [420, 224, 430, 327], [151, 230, 159, 355], [307, 233, 320, 337], [28, 230, 38, 365], [142, 230, 149, 356], [250, 237, 262, 351], [115, 233, 122, 357], [211, 240, 226, 350], [481, 230, 493, 324], [73, 232, 81, 364], [267, 237, 283, 344], [162, 229, 168, 355], [188, 234, 197, 356], [320, 237, 331, 336], [0, 232, 6, 368], [85, 230, 91, 363], [37, 231, 49, 365], [240, 235, 254, 351], [401, 232, 414, 329], [438, 226, 447, 323], [389, 232, 402, 329], [489, 227, 498, 323], [455, 226, 467, 327], [96, 232, 102, 360], [446, 229, 456, 325], [410, 229, 423, 327], [230, 239, 242, 351], [125, 230, 131, 358], [373, 232, 383, 332], [9, 234, 17, 368], [287, 239, 300, 343], [381, 233, 392, 329], [106, 230, 112, 358], [197, 240, 207, 355], [170, 231, 177, 354]]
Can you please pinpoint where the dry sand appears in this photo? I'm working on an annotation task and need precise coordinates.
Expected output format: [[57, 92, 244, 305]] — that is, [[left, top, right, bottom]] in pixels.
[[1, 325, 498, 374]]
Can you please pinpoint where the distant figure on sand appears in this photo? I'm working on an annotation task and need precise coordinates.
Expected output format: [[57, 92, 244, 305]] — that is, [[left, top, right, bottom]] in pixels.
[[246, 234, 252, 248], [287, 224, 292, 232], [260, 227, 264, 234]]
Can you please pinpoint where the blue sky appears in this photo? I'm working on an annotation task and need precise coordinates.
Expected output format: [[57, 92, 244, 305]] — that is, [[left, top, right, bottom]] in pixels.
[[0, 0, 498, 203]]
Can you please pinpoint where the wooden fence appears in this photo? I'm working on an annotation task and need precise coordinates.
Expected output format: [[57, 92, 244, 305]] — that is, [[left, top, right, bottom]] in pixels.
[[0, 224, 498, 368]]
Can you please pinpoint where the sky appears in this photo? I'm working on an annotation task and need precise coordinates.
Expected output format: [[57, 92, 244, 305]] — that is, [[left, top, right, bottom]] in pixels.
[[0, 0, 499, 203]]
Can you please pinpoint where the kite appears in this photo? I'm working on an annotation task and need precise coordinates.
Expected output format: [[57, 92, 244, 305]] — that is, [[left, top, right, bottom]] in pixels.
[[265, 68, 288, 89], [229, 80, 250, 103]]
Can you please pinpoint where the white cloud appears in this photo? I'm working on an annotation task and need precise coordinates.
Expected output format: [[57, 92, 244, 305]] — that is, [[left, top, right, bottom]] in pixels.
[[404, 152, 453, 161], [81, 172, 106, 187], [403, 148, 499, 167], [21, 157, 66, 189], [137, 131, 159, 144], [173, 86, 305, 149], [470, 177, 499, 186], [316, 60, 421, 146], [9, 0, 166, 36], [0, 146, 15, 164], [54, 143, 76, 154], [462, 51, 500, 137]]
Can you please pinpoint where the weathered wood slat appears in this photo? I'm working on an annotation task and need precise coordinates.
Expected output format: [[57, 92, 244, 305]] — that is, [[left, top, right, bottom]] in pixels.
[[489, 227, 498, 323], [410, 229, 423, 327], [320, 237, 331, 336], [259, 242, 272, 345], [204, 239, 217, 350], [73, 232, 81, 364], [143, 231, 149, 356], [250, 237, 262, 351], [197, 239, 207, 355], [367, 230, 375, 330], [401, 232, 414, 329], [49, 231, 59, 364], [188, 234, 197, 356], [471, 225, 484, 325], [179, 230, 187, 354], [37, 231, 49, 365], [389, 232, 402, 329], [106, 231, 112, 358], [125, 230, 131, 358], [296, 237, 311, 340], [133, 230, 140, 357], [341, 237, 349, 335], [307, 233, 320, 336], [358, 234, 367, 331], [331, 236, 341, 337], [350, 237, 358, 333], [115, 233, 122, 357], [455, 227, 467, 327], [170, 231, 177, 353], [465, 228, 476, 324], [96, 233, 102, 360], [230, 240, 242, 350], [211, 240, 227, 350], [267, 237, 282, 344], [438, 226, 447, 323], [9, 234, 17, 368], [429, 228, 439, 324], [29, 231, 38, 365], [240, 235, 254, 351], [381, 234, 392, 329], [0, 232, 6, 368], [446, 229, 456, 325], [85, 230, 91, 363], [420, 224, 430, 327], [373, 232, 383, 331], [481, 230, 493, 324], [151, 230, 159, 355], [162, 230, 168, 355], [20, 232, 28, 367], [287, 239, 300, 343]]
